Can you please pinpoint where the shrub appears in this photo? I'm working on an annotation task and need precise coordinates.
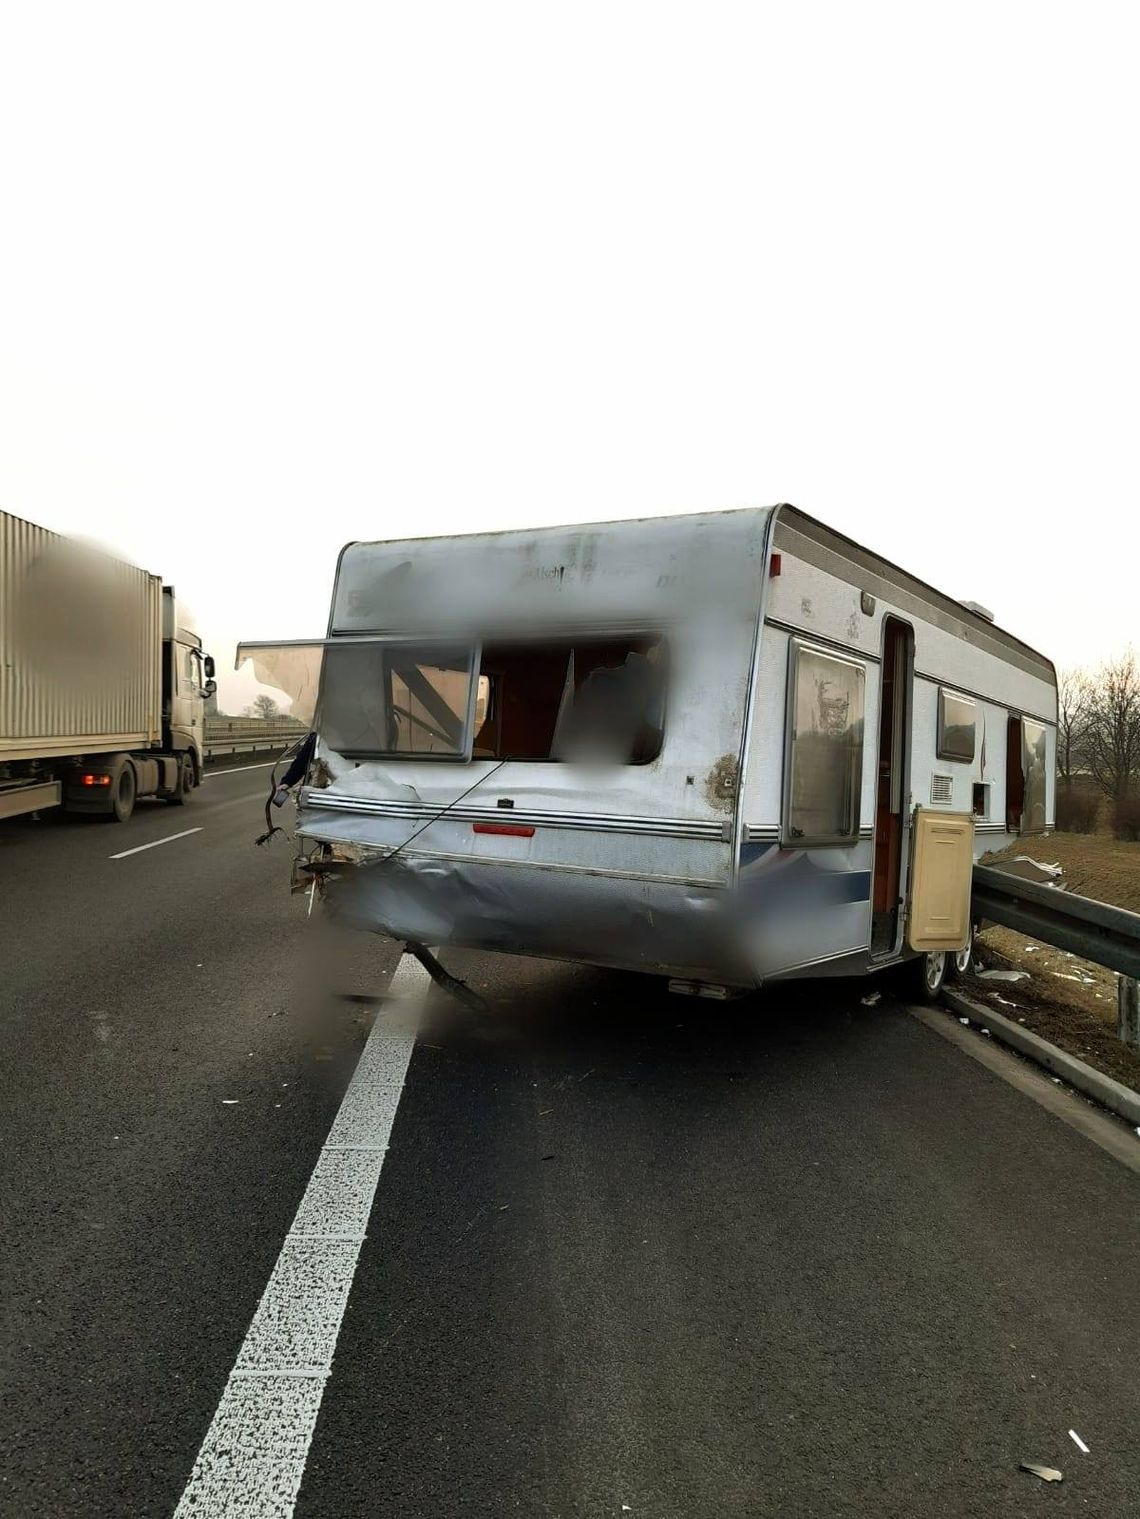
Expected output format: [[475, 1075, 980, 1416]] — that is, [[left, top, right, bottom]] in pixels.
[[1112, 793, 1140, 842], [1056, 787, 1100, 833]]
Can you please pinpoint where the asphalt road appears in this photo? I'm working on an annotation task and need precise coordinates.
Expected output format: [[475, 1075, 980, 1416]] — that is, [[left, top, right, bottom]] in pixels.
[[1, 769, 1139, 1518]]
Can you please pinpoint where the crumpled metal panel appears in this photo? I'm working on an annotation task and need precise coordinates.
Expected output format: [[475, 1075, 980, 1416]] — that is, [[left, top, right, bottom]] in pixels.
[[318, 848, 747, 984]]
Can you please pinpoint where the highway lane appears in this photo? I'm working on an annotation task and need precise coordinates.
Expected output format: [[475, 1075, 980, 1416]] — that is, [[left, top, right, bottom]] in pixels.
[[0, 767, 400, 1518], [295, 958, 1140, 1519], [2, 782, 1139, 1517]]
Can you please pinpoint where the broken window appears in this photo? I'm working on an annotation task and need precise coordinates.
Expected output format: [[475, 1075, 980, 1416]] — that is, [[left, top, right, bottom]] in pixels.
[[284, 633, 667, 764], [474, 635, 666, 764], [321, 643, 478, 759], [785, 642, 865, 844]]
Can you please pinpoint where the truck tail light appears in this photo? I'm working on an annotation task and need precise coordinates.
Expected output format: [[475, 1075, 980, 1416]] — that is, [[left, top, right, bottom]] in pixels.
[[81, 773, 112, 787]]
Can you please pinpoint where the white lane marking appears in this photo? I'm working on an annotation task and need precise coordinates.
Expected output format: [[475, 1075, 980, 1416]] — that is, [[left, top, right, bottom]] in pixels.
[[172, 953, 426, 1518], [205, 760, 281, 774], [109, 827, 203, 860], [1069, 1429, 1090, 1454]]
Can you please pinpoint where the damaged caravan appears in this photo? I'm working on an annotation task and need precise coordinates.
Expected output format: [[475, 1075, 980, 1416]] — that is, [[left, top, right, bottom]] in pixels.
[[239, 506, 1057, 1000]]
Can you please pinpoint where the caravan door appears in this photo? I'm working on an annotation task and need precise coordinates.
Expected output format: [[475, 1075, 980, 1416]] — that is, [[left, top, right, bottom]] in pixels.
[[871, 617, 914, 955]]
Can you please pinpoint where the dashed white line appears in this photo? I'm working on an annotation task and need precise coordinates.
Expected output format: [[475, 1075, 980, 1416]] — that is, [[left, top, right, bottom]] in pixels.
[[205, 760, 282, 773], [109, 827, 204, 860], [171, 953, 425, 1518]]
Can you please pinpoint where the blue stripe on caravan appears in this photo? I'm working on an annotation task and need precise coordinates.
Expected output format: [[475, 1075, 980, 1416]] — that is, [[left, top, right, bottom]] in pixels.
[[740, 842, 777, 868]]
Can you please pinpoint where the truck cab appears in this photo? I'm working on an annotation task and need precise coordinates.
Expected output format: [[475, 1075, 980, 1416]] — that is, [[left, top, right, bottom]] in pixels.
[[163, 587, 211, 781]]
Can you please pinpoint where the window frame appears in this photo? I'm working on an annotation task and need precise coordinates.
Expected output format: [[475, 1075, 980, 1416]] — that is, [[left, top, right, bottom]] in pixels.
[[1020, 716, 1049, 836], [319, 638, 484, 762], [936, 687, 977, 763], [781, 638, 866, 847], [472, 632, 669, 766]]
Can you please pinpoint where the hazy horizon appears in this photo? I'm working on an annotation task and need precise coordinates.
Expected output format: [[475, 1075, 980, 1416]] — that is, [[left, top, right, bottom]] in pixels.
[[2, 5, 1136, 714]]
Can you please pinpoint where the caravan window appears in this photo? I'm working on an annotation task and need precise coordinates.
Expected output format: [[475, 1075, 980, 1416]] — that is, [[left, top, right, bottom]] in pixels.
[[1022, 718, 1048, 833], [321, 643, 478, 759], [784, 643, 865, 844], [474, 635, 666, 764], [937, 689, 976, 762], [318, 634, 666, 764]]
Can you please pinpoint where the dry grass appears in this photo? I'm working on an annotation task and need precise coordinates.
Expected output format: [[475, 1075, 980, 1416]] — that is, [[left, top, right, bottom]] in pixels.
[[984, 830, 1140, 912]]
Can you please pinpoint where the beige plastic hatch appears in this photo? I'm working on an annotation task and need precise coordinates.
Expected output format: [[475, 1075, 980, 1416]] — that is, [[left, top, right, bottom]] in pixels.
[[906, 808, 975, 952]]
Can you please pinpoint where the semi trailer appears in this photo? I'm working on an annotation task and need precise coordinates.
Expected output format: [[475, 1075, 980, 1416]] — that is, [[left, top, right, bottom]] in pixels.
[[0, 507, 215, 824]]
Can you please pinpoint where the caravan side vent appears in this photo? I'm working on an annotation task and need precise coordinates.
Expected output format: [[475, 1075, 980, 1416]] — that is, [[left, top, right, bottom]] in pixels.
[[930, 774, 953, 805]]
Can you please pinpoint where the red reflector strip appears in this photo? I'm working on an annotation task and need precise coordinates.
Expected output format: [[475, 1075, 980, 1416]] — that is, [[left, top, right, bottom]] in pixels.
[[472, 822, 535, 838]]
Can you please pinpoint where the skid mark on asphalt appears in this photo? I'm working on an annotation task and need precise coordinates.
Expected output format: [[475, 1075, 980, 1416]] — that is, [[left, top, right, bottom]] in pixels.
[[171, 953, 426, 1517]]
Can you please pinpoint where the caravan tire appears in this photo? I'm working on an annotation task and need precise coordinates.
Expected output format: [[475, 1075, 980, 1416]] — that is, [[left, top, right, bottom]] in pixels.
[[906, 950, 948, 1004], [949, 924, 974, 980]]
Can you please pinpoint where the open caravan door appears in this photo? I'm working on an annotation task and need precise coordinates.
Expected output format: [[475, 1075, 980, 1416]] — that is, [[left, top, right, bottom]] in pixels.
[[906, 808, 974, 953]]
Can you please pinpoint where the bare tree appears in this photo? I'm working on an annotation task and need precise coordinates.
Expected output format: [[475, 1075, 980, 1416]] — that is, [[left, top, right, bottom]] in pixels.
[[1056, 667, 1090, 787], [245, 694, 282, 721], [1082, 650, 1140, 801]]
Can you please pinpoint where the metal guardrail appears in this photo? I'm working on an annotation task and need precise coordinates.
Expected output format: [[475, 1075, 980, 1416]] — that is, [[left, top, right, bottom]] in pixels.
[[972, 863, 1140, 981], [203, 718, 307, 762]]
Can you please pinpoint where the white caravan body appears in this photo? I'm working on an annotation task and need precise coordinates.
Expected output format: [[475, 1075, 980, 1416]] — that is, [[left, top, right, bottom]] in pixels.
[[241, 506, 1057, 988]]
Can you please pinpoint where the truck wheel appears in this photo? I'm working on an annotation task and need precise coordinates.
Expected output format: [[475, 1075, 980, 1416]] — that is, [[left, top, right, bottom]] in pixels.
[[906, 950, 948, 1004], [111, 763, 137, 823], [167, 752, 195, 805]]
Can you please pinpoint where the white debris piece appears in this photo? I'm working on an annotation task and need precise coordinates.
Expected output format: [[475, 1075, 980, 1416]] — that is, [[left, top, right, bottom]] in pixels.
[[959, 1017, 970, 1025], [975, 969, 1029, 983], [988, 993, 1020, 1008], [221, 1099, 239, 1105], [981, 1028, 992, 1037], [860, 991, 881, 1007], [1069, 1430, 1089, 1454]]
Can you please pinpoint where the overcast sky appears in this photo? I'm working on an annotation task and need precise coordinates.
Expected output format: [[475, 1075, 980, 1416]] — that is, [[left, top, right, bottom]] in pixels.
[[1, 4, 1135, 713]]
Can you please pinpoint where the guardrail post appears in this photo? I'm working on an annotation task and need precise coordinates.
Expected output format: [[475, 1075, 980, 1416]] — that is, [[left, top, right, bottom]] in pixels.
[[1119, 976, 1140, 1049]]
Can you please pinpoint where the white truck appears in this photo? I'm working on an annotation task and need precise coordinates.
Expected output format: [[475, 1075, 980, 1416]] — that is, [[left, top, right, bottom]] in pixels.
[[0, 507, 215, 824]]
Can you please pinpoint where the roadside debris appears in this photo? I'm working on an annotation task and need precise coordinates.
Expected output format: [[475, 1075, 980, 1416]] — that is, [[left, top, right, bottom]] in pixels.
[[975, 969, 1029, 983], [406, 941, 488, 1013], [959, 1016, 970, 1025], [988, 993, 1020, 1008], [1069, 1430, 1089, 1454], [221, 1099, 239, 1105], [860, 991, 881, 1007], [1019, 1463, 1063, 1483]]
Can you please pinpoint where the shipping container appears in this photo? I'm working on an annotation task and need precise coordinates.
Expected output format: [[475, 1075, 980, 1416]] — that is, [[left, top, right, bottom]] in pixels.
[[0, 508, 163, 762]]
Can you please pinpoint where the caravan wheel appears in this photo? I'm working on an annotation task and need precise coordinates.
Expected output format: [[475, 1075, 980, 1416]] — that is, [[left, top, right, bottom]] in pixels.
[[949, 924, 974, 979], [905, 950, 948, 1004]]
